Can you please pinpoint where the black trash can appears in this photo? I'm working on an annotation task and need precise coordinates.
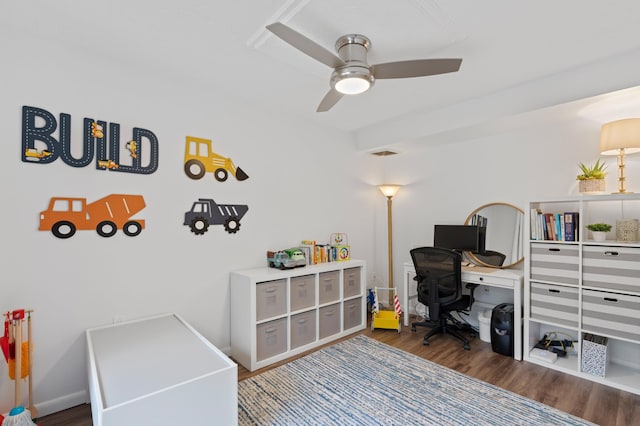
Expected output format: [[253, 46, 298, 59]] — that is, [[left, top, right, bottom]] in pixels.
[[491, 303, 514, 356]]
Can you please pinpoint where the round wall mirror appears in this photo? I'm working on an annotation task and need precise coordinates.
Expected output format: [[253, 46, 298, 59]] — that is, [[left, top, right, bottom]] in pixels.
[[464, 202, 525, 269]]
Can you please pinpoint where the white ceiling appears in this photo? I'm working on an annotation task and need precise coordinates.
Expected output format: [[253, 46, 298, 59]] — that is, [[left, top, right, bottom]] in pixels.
[[4, 0, 640, 152]]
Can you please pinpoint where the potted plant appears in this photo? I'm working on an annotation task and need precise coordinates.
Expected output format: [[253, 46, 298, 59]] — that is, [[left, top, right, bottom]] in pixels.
[[587, 223, 612, 241], [577, 159, 607, 193]]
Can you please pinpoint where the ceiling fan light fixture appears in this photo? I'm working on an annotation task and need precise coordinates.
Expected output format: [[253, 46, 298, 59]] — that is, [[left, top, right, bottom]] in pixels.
[[335, 76, 370, 94], [331, 66, 374, 95]]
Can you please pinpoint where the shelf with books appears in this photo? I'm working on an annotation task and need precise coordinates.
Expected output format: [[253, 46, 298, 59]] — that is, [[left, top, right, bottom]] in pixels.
[[525, 193, 640, 396]]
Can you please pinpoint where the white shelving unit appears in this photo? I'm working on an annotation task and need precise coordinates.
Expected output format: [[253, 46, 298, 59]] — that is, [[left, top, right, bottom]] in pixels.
[[524, 194, 640, 395], [230, 260, 366, 371]]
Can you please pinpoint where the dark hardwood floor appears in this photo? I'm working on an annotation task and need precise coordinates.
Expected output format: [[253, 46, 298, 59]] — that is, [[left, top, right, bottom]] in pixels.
[[39, 319, 640, 425]]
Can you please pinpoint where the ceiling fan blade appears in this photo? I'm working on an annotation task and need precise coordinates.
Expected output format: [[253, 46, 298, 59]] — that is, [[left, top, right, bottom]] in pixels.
[[373, 58, 462, 79], [266, 23, 345, 69], [316, 89, 344, 112]]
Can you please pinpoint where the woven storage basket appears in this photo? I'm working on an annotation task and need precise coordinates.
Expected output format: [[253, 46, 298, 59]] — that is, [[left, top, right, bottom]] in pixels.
[[579, 179, 605, 194]]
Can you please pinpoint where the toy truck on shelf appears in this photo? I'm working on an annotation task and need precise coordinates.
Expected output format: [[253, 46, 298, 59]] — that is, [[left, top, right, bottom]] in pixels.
[[184, 198, 249, 235], [183, 136, 249, 182], [267, 249, 306, 269], [39, 194, 146, 239]]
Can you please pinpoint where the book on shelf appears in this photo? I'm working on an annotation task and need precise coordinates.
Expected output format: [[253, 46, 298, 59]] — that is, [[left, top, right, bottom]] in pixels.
[[530, 210, 579, 241], [564, 212, 579, 242], [300, 240, 316, 264]]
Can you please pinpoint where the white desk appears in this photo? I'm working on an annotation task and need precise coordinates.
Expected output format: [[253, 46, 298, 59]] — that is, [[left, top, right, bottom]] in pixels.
[[402, 262, 524, 360]]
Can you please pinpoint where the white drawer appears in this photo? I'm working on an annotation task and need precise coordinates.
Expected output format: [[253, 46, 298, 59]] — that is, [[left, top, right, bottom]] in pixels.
[[582, 290, 640, 342], [530, 282, 579, 328], [530, 243, 579, 285], [583, 246, 640, 294], [463, 272, 514, 288]]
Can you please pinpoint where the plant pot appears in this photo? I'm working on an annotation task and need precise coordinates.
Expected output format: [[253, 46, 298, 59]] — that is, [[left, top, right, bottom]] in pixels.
[[579, 179, 605, 194], [591, 231, 607, 242]]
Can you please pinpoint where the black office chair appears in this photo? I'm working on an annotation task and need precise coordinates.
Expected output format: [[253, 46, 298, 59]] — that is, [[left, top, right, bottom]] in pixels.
[[472, 250, 506, 267], [410, 247, 477, 350]]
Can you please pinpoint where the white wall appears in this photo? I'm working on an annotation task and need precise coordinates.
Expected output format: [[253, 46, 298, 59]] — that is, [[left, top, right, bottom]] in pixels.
[[0, 37, 380, 415], [383, 118, 640, 316]]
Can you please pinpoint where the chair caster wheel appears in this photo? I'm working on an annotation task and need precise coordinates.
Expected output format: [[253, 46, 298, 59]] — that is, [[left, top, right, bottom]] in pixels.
[[423, 338, 430, 346], [463, 344, 470, 350], [411, 326, 416, 332]]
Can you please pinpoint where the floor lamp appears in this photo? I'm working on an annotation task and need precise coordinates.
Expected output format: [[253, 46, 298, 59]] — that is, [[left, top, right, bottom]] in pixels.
[[378, 184, 401, 304]]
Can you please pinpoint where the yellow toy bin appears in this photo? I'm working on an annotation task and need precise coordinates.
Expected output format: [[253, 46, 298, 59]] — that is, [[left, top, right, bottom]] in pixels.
[[371, 287, 402, 333]]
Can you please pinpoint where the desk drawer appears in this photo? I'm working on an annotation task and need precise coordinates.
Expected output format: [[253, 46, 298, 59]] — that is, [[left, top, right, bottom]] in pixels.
[[583, 246, 640, 294], [530, 243, 579, 285], [530, 282, 578, 328], [462, 271, 514, 288], [582, 290, 640, 342]]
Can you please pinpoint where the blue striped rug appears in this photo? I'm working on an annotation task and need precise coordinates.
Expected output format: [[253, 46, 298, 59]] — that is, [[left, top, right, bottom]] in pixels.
[[238, 335, 593, 425]]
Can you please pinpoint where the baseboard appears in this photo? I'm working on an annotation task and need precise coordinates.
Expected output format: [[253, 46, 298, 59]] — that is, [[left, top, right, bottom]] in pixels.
[[35, 390, 88, 418]]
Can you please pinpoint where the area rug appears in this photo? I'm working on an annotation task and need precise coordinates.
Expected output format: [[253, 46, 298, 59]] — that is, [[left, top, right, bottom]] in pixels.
[[238, 335, 593, 425]]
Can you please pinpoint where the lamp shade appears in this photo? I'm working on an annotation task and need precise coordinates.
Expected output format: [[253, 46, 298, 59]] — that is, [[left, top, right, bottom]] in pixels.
[[378, 184, 401, 198], [599, 118, 640, 155]]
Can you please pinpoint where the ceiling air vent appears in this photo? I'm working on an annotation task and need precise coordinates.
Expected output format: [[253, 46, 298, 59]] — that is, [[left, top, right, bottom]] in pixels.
[[371, 150, 397, 157]]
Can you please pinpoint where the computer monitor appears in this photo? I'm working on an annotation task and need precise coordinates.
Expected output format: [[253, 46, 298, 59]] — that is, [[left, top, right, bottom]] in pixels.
[[433, 224, 486, 253]]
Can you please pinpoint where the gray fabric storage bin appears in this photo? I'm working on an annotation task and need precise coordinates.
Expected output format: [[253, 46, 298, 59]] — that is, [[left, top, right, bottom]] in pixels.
[[319, 303, 341, 339], [256, 279, 286, 321], [290, 310, 316, 349], [290, 274, 315, 311], [319, 271, 340, 304], [256, 318, 287, 361], [343, 267, 361, 298], [343, 298, 362, 330]]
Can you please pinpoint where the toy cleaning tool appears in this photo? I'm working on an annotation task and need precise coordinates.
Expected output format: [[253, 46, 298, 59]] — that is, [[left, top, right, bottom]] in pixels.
[[27, 312, 37, 419], [4, 309, 35, 417], [1, 406, 33, 426], [1, 314, 9, 362], [371, 287, 402, 333]]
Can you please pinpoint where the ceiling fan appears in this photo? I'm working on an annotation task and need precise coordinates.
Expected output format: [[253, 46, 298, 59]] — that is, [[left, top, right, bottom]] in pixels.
[[266, 22, 462, 112]]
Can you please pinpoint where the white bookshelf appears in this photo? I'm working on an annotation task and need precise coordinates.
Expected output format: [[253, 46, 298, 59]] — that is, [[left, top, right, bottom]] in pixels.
[[524, 194, 640, 395]]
